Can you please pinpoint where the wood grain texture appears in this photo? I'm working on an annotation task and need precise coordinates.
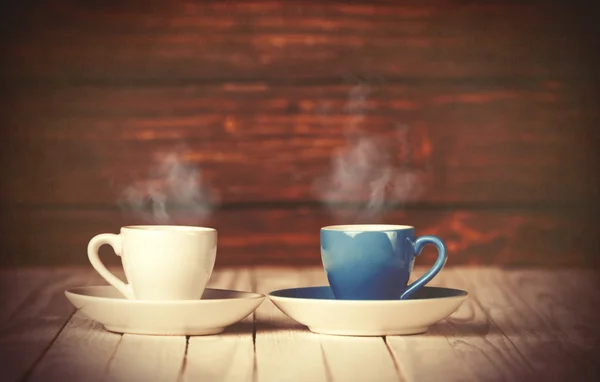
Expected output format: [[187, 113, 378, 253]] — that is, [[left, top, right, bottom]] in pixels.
[[455, 268, 600, 382], [1, 0, 598, 269], [0, 269, 57, 325], [255, 267, 400, 382], [2, 81, 596, 205], [25, 269, 120, 382], [2, 1, 594, 82], [0, 268, 95, 382], [415, 268, 535, 382], [27, 310, 122, 382], [385, 268, 500, 381], [367, 267, 476, 382], [502, 269, 600, 380], [386, 332, 476, 382], [0, 267, 599, 381], [254, 267, 329, 382], [303, 268, 401, 382], [105, 335, 186, 382], [23, 268, 255, 382], [320, 339, 399, 382], [181, 268, 255, 382], [0, 207, 595, 267]]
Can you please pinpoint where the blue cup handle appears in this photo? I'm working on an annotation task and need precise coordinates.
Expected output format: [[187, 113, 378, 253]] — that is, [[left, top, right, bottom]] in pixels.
[[400, 235, 448, 300]]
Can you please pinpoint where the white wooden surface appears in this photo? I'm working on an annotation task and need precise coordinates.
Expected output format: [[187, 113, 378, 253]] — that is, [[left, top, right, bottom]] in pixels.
[[0, 266, 599, 382]]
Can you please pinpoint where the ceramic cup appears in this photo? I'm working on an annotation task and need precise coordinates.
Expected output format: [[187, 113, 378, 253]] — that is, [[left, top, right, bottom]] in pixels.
[[320, 224, 447, 300], [87, 225, 217, 301]]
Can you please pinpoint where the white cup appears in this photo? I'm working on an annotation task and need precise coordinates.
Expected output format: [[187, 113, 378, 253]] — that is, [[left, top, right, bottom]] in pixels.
[[87, 225, 217, 301]]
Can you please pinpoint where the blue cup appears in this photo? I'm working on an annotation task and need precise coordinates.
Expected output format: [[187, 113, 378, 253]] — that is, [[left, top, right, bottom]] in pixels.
[[320, 224, 447, 300]]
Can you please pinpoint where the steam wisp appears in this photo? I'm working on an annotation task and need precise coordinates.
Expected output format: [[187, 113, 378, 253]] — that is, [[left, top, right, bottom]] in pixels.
[[313, 83, 424, 222], [118, 144, 218, 225]]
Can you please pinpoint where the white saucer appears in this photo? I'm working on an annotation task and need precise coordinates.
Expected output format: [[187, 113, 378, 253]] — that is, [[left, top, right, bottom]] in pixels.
[[268, 286, 467, 336], [65, 286, 265, 336]]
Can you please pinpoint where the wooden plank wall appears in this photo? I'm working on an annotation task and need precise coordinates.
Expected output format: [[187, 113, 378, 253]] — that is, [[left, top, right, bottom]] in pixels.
[[1, 0, 598, 267]]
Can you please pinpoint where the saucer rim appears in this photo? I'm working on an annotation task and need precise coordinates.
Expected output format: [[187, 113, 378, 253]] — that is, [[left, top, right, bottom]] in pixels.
[[268, 285, 468, 303], [65, 285, 265, 304]]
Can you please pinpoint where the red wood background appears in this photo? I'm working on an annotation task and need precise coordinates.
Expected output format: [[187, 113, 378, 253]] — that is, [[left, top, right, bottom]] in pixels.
[[1, 0, 598, 267]]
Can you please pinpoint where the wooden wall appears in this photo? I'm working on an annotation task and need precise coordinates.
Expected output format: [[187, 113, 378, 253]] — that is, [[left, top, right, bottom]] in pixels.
[[1, 1, 598, 268]]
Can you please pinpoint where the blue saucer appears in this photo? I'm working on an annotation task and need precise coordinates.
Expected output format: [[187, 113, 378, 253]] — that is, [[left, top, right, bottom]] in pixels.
[[268, 286, 468, 336], [269, 286, 467, 301]]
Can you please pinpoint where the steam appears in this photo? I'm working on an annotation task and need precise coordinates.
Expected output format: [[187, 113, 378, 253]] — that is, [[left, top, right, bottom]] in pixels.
[[313, 83, 424, 222], [118, 144, 218, 224]]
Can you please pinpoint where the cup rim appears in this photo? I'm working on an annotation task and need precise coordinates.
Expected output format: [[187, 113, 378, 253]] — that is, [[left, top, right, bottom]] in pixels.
[[321, 224, 414, 231], [121, 225, 216, 234]]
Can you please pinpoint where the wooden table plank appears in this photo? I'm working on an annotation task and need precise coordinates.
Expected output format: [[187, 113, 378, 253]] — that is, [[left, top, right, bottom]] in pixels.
[[303, 268, 400, 382], [0, 267, 95, 382], [105, 335, 186, 382], [320, 337, 400, 382], [0, 268, 62, 325], [101, 268, 240, 382], [1, 266, 598, 382], [28, 310, 121, 382], [455, 267, 596, 381], [254, 267, 329, 382], [386, 327, 475, 382], [181, 267, 255, 382], [444, 268, 538, 382], [27, 269, 120, 382], [388, 267, 538, 382], [501, 268, 600, 380], [384, 268, 475, 382], [27, 267, 250, 382]]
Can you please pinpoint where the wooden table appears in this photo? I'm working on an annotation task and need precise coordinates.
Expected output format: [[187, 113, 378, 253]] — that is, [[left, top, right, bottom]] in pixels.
[[1, 266, 598, 382]]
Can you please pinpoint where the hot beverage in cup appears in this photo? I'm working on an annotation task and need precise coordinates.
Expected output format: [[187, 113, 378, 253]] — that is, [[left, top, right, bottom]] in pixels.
[[320, 224, 447, 300], [87, 225, 217, 301]]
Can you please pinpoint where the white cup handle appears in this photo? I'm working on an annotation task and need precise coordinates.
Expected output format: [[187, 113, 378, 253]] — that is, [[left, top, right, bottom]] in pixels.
[[87, 233, 135, 300]]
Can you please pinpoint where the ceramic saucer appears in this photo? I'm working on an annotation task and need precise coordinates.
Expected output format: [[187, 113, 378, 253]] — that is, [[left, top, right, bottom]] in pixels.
[[65, 286, 265, 336], [268, 286, 467, 336]]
